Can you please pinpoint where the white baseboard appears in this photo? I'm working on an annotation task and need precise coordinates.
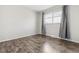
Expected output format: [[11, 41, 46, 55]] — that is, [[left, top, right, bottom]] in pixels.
[[0, 33, 37, 42], [0, 34, 79, 44], [45, 34, 79, 43]]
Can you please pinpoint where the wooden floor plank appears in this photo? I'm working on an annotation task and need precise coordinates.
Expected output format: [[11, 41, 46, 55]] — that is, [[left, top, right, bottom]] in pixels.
[[0, 34, 79, 53]]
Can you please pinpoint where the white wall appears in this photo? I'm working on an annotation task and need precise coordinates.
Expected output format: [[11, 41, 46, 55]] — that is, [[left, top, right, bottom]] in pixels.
[[45, 24, 60, 37], [0, 6, 37, 42], [36, 12, 42, 34], [69, 6, 79, 42]]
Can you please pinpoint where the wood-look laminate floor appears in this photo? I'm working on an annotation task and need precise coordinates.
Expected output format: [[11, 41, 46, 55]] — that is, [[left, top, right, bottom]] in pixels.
[[0, 34, 79, 53]]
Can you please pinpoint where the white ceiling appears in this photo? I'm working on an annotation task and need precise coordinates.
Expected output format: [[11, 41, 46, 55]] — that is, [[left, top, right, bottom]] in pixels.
[[24, 5, 54, 11]]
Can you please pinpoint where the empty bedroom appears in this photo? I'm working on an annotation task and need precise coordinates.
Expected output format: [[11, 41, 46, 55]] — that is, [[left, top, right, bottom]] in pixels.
[[0, 5, 79, 53]]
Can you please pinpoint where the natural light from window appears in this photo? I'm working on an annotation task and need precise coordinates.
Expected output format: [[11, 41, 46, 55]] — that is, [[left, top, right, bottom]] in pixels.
[[44, 11, 62, 24]]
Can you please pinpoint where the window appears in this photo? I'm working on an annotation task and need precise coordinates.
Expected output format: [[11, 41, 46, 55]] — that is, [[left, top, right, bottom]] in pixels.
[[44, 11, 62, 24], [53, 17, 62, 23], [53, 11, 62, 23], [44, 13, 53, 24], [44, 18, 53, 24]]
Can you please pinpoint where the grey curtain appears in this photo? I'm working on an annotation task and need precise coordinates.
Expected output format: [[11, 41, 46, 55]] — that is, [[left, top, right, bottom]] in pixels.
[[41, 12, 46, 35], [59, 5, 70, 39]]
